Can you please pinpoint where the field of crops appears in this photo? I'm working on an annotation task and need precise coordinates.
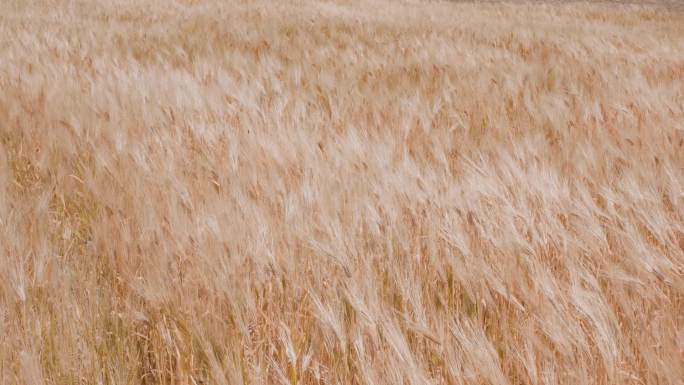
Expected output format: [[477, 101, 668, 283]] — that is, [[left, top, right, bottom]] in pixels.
[[0, 1, 682, 384]]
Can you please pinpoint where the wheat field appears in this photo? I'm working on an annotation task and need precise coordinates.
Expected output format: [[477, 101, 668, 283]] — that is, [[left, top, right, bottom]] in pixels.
[[1, 0, 683, 384]]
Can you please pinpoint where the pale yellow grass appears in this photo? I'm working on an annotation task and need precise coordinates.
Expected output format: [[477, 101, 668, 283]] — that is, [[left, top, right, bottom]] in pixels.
[[0, 0, 683, 384]]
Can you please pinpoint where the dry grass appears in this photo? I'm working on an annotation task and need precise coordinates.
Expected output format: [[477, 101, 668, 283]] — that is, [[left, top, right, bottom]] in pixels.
[[1, 0, 683, 384]]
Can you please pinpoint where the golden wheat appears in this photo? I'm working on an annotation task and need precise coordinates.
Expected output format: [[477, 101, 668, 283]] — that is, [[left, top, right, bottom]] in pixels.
[[0, 0, 683, 384]]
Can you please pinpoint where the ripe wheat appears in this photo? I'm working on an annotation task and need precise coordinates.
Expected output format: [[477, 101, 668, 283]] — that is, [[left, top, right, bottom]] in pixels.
[[0, 0, 682, 384]]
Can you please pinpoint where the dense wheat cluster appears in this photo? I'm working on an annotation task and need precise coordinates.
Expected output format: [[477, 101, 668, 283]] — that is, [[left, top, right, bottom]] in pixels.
[[1, 0, 683, 384]]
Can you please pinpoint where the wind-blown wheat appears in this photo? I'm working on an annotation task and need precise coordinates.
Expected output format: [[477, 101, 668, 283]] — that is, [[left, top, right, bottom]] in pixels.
[[0, 0, 682, 384]]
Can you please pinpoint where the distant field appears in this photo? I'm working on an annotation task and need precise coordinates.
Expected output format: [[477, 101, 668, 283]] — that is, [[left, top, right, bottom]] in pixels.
[[0, 1, 682, 384]]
